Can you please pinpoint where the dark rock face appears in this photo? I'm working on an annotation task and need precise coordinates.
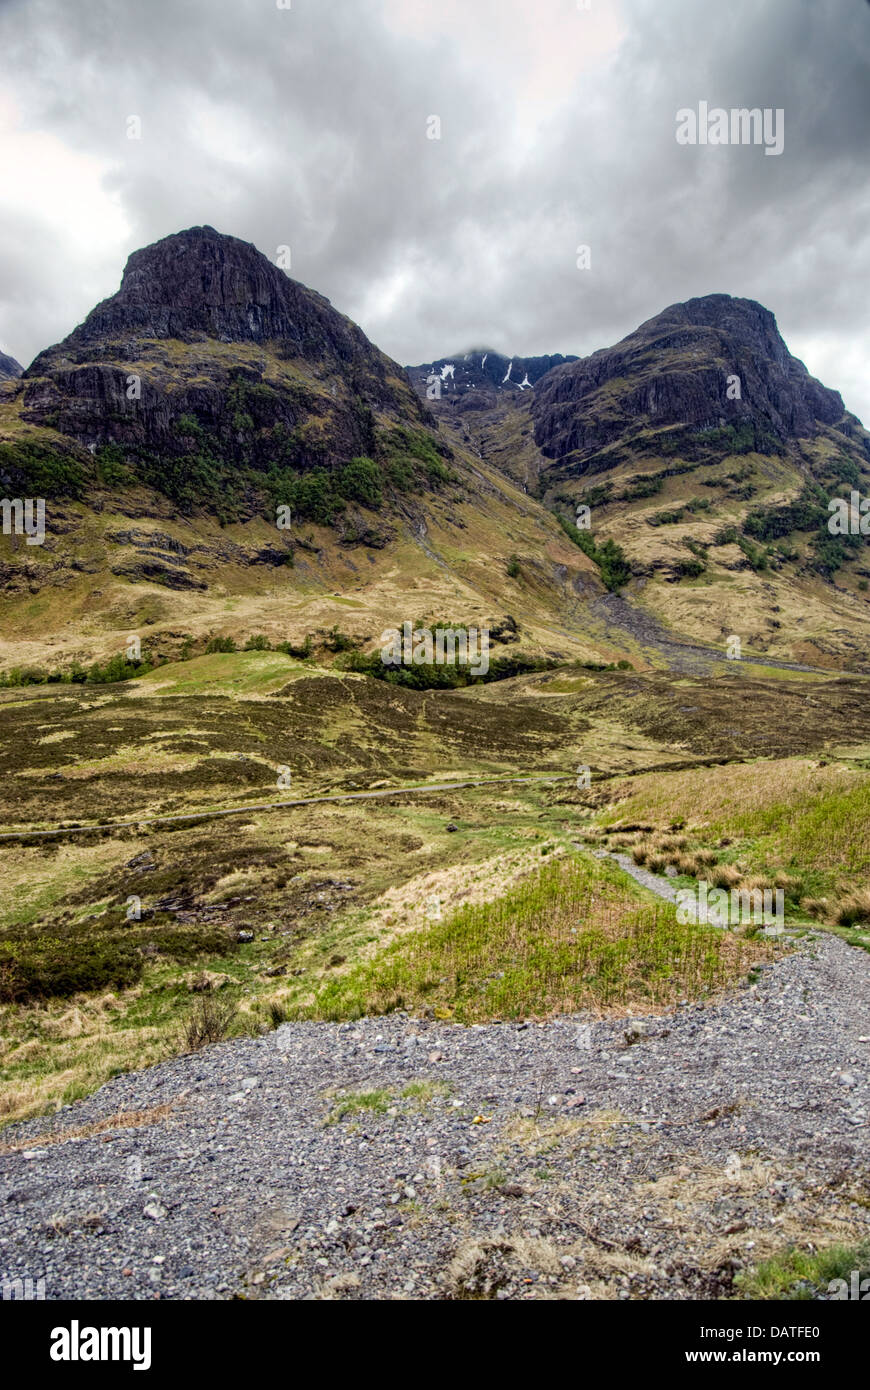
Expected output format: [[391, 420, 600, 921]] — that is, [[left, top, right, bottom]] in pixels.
[[0, 350, 23, 382], [30, 226, 383, 372], [532, 295, 853, 471], [406, 349, 577, 412], [14, 227, 432, 503]]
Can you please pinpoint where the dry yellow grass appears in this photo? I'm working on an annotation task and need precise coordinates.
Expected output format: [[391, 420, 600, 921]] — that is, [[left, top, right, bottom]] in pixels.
[[0, 1099, 176, 1153], [710, 863, 742, 889], [603, 758, 870, 879]]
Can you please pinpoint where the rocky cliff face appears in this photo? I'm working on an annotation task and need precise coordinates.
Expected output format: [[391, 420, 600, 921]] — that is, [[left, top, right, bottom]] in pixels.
[[0, 350, 23, 382], [406, 349, 577, 413], [29, 226, 396, 379], [531, 295, 859, 473], [8, 227, 440, 517]]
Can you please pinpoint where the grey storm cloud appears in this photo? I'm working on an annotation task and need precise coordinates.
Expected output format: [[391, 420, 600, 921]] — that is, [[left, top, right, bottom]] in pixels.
[[0, 0, 868, 418]]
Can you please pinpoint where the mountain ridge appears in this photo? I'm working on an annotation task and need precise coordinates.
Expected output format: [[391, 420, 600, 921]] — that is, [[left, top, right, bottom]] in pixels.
[[406, 349, 578, 410], [531, 293, 861, 475], [2, 231, 870, 679]]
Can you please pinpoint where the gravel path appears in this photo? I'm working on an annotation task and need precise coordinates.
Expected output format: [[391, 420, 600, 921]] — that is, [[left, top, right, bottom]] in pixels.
[[587, 846, 680, 903], [2, 931, 868, 1301], [0, 774, 568, 842]]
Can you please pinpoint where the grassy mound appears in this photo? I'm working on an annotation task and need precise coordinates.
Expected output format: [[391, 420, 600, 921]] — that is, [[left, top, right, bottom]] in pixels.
[[299, 852, 771, 1023]]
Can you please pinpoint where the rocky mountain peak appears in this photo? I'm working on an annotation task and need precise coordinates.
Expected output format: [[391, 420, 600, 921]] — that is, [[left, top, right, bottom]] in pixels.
[[0, 349, 23, 382], [27, 225, 376, 371], [12, 227, 432, 509], [532, 293, 853, 471]]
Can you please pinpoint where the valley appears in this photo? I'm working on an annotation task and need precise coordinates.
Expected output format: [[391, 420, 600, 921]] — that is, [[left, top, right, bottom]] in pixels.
[[1, 227, 868, 1303]]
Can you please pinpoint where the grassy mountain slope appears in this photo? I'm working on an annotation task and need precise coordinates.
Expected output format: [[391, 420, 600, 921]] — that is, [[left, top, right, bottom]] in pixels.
[[415, 296, 870, 672]]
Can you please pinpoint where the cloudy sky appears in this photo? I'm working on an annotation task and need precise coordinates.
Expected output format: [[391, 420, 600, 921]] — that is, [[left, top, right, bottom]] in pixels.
[[1, 0, 868, 419]]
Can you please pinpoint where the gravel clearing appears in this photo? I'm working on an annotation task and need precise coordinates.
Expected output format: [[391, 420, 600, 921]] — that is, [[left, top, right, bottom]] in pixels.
[[1, 932, 868, 1302]]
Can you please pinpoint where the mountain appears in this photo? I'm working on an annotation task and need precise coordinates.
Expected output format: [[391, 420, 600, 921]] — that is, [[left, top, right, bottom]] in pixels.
[[0, 227, 599, 672], [404, 350, 579, 496], [12, 224, 443, 521], [406, 349, 577, 410], [416, 295, 870, 671], [531, 295, 864, 477], [0, 350, 22, 382], [3, 240, 870, 679]]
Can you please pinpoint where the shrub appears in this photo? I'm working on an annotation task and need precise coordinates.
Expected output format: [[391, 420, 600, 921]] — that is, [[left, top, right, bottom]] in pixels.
[[0, 960, 26, 1004], [182, 993, 239, 1051], [674, 558, 706, 580], [554, 511, 632, 591], [324, 626, 357, 653], [337, 456, 383, 508], [276, 635, 312, 659], [85, 653, 150, 685], [0, 440, 85, 497], [0, 937, 142, 1001]]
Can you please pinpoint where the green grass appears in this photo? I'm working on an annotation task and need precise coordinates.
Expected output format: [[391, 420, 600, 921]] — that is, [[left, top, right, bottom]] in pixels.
[[297, 852, 770, 1023], [735, 1243, 870, 1300], [134, 651, 314, 697], [598, 759, 870, 883], [326, 1088, 394, 1122], [401, 1079, 452, 1106]]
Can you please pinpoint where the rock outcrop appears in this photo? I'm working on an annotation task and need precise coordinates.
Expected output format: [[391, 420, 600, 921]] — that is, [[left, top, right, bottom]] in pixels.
[[28, 227, 399, 384], [9, 226, 439, 513]]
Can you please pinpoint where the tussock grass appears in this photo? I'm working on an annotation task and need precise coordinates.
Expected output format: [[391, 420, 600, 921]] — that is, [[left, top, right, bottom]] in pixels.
[[181, 991, 239, 1051], [652, 833, 688, 851], [298, 854, 770, 1023], [710, 863, 742, 889], [835, 889, 870, 926], [673, 851, 702, 875]]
